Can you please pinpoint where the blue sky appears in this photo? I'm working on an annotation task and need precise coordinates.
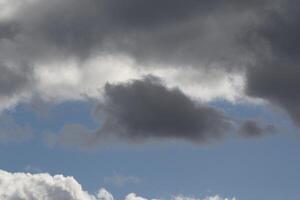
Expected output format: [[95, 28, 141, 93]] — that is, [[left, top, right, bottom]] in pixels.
[[1, 101, 300, 200]]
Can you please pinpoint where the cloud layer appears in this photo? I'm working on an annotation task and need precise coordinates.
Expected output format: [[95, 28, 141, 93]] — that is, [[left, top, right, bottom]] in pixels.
[[244, 0, 300, 125], [45, 77, 275, 149], [0, 0, 256, 109], [0, 0, 299, 144], [0, 169, 235, 200]]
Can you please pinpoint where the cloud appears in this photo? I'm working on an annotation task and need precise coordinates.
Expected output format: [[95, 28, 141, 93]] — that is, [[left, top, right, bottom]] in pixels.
[[0, 62, 32, 98], [244, 0, 300, 125], [0, 22, 18, 40], [45, 76, 234, 147], [125, 193, 148, 200], [97, 188, 114, 200], [0, 169, 235, 200], [0, 169, 99, 200], [0, 62, 33, 111], [95, 76, 233, 142], [0, 0, 297, 140], [9, 0, 261, 65], [44, 77, 277, 149], [0, 0, 276, 110], [238, 119, 276, 138]]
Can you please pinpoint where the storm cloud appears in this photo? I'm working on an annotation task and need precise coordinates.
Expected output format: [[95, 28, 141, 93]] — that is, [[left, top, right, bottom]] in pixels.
[[0, 63, 32, 97], [0, 0, 284, 106], [0, 0, 299, 145], [11, 0, 269, 68], [95, 76, 232, 142], [244, 0, 300, 125], [0, 22, 18, 40], [45, 77, 276, 149]]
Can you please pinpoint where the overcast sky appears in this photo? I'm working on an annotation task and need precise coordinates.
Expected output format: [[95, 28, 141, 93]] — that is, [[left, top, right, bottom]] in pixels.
[[0, 0, 300, 199]]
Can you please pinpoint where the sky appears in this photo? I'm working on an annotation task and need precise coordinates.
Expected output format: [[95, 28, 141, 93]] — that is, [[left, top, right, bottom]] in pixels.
[[0, 0, 300, 199]]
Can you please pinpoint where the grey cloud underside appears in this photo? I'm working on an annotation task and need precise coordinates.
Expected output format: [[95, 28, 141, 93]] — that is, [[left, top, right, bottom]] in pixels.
[[0, 0, 299, 136], [10, 0, 272, 67], [247, 63, 300, 125], [245, 0, 300, 124], [0, 0, 262, 104], [0, 63, 32, 97], [46, 77, 275, 148], [0, 23, 18, 40], [238, 119, 276, 138], [96, 77, 232, 141]]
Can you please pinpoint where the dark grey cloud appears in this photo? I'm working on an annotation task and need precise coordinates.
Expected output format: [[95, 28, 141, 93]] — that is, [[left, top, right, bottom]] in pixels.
[[7, 0, 272, 67], [0, 0, 299, 137], [95, 76, 233, 142], [245, 0, 300, 125], [0, 63, 32, 97], [238, 119, 276, 138], [246, 63, 300, 125], [45, 77, 277, 148], [0, 22, 18, 40], [0, 0, 281, 102]]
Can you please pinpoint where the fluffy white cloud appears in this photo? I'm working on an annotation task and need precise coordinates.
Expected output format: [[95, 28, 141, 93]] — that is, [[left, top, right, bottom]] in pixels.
[[0, 169, 235, 200], [0, 53, 251, 112], [125, 193, 148, 200], [97, 188, 114, 200], [0, 170, 99, 200]]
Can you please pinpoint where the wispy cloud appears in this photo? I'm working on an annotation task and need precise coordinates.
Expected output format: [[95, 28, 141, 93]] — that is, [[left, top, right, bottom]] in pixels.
[[104, 172, 141, 187], [24, 164, 42, 173]]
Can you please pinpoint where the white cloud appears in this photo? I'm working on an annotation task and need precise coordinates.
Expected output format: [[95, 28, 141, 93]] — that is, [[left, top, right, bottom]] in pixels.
[[32, 54, 140, 103], [125, 193, 148, 200], [0, 169, 99, 200], [0, 169, 236, 200], [0, 50, 257, 112], [0, 0, 23, 20], [31, 54, 252, 104], [97, 188, 114, 200]]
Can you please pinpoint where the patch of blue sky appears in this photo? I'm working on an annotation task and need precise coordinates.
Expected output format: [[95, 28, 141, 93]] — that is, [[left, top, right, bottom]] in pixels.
[[0, 100, 299, 200]]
